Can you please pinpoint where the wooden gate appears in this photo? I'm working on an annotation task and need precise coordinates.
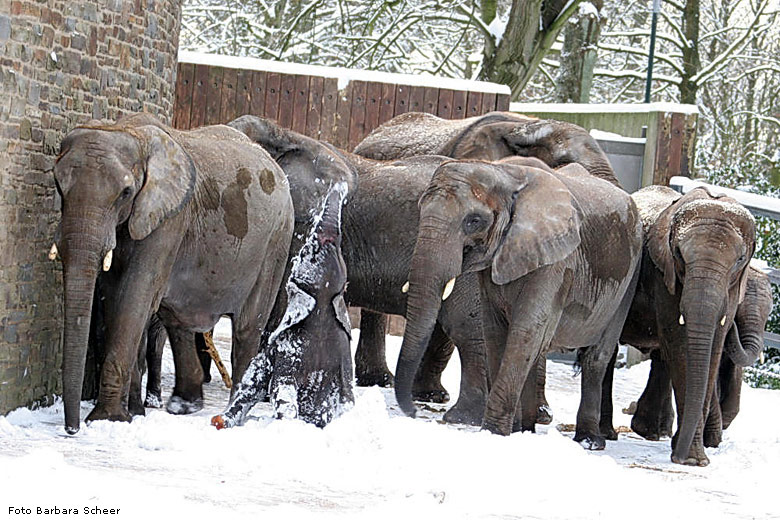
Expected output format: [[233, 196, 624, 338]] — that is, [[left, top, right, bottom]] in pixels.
[[172, 51, 511, 150]]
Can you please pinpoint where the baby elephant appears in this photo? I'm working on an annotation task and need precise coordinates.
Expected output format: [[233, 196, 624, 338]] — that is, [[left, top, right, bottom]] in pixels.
[[212, 183, 353, 429]]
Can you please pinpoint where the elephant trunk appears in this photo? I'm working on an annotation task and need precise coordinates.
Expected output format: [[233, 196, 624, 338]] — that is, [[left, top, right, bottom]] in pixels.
[[673, 269, 726, 464], [395, 221, 461, 417], [723, 321, 762, 367], [60, 215, 106, 434]]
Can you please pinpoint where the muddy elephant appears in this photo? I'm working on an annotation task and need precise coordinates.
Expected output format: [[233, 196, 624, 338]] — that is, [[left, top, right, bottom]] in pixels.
[[396, 160, 642, 448], [628, 264, 772, 449], [354, 111, 619, 187], [212, 183, 353, 428], [53, 113, 294, 433], [620, 185, 756, 465], [230, 115, 494, 424]]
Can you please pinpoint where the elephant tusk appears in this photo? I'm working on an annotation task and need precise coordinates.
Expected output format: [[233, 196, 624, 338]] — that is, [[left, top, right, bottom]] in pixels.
[[760, 351, 765, 364], [679, 314, 685, 326], [102, 250, 113, 272], [401, 281, 409, 294], [720, 316, 727, 327], [48, 243, 58, 261], [442, 277, 456, 301]]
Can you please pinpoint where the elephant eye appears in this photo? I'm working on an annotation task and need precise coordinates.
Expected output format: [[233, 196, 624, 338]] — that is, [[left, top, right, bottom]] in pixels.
[[119, 187, 133, 200], [462, 213, 488, 235]]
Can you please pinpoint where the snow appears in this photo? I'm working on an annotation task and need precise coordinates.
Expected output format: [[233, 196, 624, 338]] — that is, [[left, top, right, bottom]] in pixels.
[[486, 15, 508, 47], [178, 51, 511, 95], [1, 320, 779, 519], [511, 102, 700, 115], [590, 128, 647, 144]]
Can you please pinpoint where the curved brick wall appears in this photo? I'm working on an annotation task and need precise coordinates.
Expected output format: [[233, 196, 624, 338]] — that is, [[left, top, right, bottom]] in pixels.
[[0, 0, 182, 413]]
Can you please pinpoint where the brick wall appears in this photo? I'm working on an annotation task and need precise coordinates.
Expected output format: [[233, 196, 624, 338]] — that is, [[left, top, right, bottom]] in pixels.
[[0, 0, 182, 414]]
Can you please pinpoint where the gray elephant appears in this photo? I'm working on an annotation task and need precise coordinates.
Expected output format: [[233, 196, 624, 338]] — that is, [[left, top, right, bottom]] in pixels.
[[53, 113, 294, 433], [396, 159, 642, 448], [628, 264, 772, 449], [212, 183, 353, 428], [620, 185, 756, 465], [354, 111, 619, 187], [230, 115, 492, 424]]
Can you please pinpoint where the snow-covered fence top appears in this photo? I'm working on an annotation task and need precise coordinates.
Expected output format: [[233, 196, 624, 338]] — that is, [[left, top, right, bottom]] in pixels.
[[511, 103, 699, 189], [173, 51, 511, 150]]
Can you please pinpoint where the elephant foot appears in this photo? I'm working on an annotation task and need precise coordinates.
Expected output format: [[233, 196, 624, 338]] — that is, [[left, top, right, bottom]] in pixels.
[[601, 425, 618, 441], [86, 403, 132, 424], [128, 396, 146, 417], [671, 451, 710, 467], [203, 372, 212, 384], [412, 384, 450, 404], [536, 404, 553, 425], [512, 418, 536, 434], [356, 369, 394, 388], [631, 414, 664, 441], [166, 395, 204, 415], [573, 431, 606, 451], [443, 397, 485, 426], [144, 392, 164, 409], [703, 428, 722, 448], [481, 417, 512, 436]]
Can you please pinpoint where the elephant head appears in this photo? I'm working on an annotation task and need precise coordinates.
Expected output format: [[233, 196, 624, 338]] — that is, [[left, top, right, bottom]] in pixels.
[[645, 187, 755, 464], [444, 117, 618, 187], [395, 160, 582, 416], [53, 120, 196, 433], [228, 115, 357, 228]]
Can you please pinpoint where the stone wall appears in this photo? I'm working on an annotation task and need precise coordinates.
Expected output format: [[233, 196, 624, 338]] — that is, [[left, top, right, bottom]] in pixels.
[[0, 0, 182, 414]]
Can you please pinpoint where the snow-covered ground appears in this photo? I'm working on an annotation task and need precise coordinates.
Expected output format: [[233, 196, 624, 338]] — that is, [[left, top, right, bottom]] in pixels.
[[2, 319, 778, 519]]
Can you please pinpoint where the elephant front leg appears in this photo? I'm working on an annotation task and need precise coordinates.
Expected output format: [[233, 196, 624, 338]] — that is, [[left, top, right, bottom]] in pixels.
[[355, 309, 394, 387], [412, 324, 453, 403], [165, 327, 205, 415], [631, 352, 674, 440], [535, 357, 553, 425]]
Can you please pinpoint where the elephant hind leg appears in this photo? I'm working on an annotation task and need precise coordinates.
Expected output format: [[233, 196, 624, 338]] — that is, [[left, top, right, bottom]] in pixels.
[[144, 315, 166, 408], [631, 352, 674, 440], [412, 323, 454, 403], [165, 326, 204, 415], [535, 357, 553, 425], [354, 309, 394, 388]]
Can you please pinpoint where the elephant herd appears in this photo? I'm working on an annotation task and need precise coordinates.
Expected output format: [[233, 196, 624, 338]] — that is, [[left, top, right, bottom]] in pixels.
[[49, 109, 771, 467]]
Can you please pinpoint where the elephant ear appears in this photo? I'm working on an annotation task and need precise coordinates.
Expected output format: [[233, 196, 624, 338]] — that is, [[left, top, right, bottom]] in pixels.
[[491, 166, 582, 285], [128, 126, 197, 241]]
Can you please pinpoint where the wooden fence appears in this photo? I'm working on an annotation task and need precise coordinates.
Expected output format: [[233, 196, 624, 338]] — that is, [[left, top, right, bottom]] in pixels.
[[173, 51, 511, 151]]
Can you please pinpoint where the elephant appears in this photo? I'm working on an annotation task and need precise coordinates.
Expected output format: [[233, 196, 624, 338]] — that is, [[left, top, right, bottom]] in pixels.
[[619, 185, 757, 465], [53, 113, 294, 433], [212, 183, 353, 428], [354, 111, 619, 187], [229, 115, 491, 424], [628, 264, 772, 448], [395, 159, 642, 449]]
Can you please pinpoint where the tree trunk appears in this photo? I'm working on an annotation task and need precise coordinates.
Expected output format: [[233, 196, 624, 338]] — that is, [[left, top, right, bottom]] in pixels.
[[555, 1, 604, 103], [679, 0, 701, 105]]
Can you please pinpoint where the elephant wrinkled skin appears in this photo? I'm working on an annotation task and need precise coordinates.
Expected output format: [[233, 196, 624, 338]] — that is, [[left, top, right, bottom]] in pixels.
[[53, 114, 294, 433]]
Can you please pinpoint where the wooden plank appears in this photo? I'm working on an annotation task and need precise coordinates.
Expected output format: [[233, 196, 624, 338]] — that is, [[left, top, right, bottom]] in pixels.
[[249, 70, 267, 117], [189, 64, 210, 129], [481, 92, 496, 114], [451, 89, 467, 120], [264, 72, 282, 122], [291, 74, 311, 134], [436, 88, 454, 119], [319, 78, 339, 145], [348, 80, 368, 150], [465, 91, 483, 118], [394, 85, 411, 115], [667, 112, 686, 178], [220, 67, 238, 123], [495, 93, 510, 111], [653, 113, 672, 185], [234, 68, 251, 119], [408, 86, 425, 113], [173, 62, 194, 129], [332, 82, 353, 149], [379, 83, 396, 124], [680, 114, 697, 177], [278, 73, 297, 129], [364, 81, 382, 134], [205, 66, 224, 125], [422, 87, 439, 114], [305, 76, 324, 139]]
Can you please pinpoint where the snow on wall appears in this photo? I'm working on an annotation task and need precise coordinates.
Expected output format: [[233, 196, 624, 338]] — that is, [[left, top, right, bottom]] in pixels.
[[669, 176, 780, 220], [511, 102, 700, 115], [178, 51, 511, 95]]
